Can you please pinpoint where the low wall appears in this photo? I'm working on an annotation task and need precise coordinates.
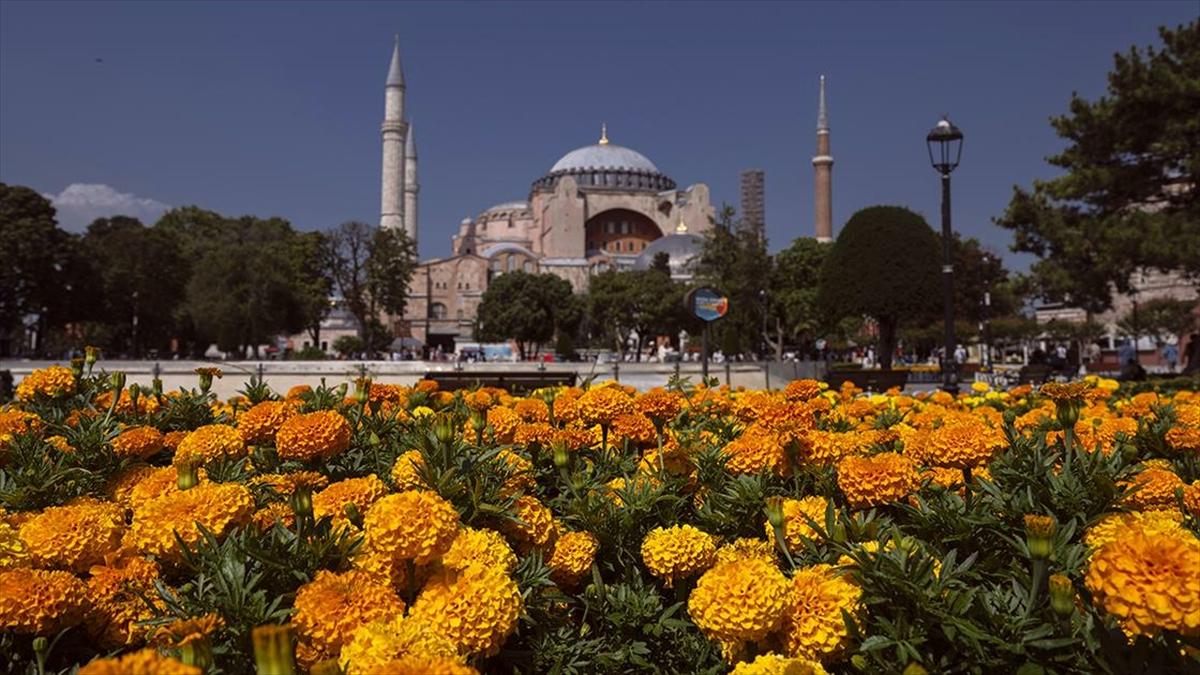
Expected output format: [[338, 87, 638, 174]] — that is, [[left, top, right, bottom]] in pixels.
[[1, 359, 829, 398]]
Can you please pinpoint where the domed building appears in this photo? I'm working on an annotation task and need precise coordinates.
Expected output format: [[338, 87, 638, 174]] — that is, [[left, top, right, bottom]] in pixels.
[[402, 123, 714, 351]]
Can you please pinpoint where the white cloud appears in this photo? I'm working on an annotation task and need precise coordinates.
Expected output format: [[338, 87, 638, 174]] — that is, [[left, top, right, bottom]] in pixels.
[[42, 183, 170, 232]]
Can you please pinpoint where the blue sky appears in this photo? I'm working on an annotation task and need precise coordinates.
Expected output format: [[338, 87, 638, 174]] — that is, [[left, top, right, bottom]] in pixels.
[[1, 1, 1195, 264]]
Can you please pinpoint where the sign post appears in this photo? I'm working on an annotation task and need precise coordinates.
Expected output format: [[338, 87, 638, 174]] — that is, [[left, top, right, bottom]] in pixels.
[[684, 287, 729, 383]]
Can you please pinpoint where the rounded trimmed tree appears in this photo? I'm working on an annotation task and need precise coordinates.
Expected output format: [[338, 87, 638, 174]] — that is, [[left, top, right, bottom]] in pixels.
[[817, 205, 940, 369]]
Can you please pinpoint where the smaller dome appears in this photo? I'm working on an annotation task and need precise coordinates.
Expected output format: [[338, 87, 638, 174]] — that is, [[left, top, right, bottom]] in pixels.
[[484, 200, 530, 214], [634, 232, 705, 276]]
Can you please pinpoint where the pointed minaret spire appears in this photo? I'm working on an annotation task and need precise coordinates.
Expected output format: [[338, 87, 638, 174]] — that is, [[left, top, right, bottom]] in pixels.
[[812, 75, 834, 242], [817, 74, 828, 131], [403, 122, 419, 244], [598, 122, 609, 145], [386, 35, 404, 87]]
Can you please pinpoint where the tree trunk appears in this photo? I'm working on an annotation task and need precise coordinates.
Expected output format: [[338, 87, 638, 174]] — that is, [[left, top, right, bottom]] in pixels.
[[878, 317, 897, 370]]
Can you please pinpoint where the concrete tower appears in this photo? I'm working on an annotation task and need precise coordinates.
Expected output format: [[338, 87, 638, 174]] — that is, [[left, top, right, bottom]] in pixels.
[[403, 123, 419, 244], [812, 75, 834, 242], [739, 169, 765, 240], [380, 36, 407, 231]]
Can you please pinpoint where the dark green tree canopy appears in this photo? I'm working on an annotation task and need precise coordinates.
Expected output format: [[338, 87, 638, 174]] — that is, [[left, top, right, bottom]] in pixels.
[[818, 205, 941, 369], [475, 271, 575, 360], [996, 20, 1200, 312], [326, 221, 418, 354]]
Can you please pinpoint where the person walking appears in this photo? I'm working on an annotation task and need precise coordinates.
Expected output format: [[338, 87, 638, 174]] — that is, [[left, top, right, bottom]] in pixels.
[[1162, 343, 1179, 374]]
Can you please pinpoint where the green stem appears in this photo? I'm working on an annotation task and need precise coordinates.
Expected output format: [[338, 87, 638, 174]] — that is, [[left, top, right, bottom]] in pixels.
[[655, 428, 665, 475], [1026, 558, 1046, 618], [962, 467, 973, 510], [1062, 427, 1074, 474], [772, 524, 796, 572]]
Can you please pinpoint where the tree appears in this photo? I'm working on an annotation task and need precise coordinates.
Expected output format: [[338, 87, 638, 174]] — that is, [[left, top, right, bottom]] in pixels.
[[769, 237, 831, 353], [817, 206, 940, 369], [327, 222, 418, 354], [1119, 296, 1198, 344], [0, 184, 81, 356], [81, 216, 187, 357], [291, 231, 333, 347], [332, 335, 365, 358], [694, 205, 773, 357], [475, 271, 574, 360], [587, 269, 683, 361], [996, 20, 1200, 313]]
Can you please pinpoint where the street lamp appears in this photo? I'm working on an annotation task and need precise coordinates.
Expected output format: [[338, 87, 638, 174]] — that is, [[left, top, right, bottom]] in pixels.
[[981, 252, 993, 371], [927, 117, 964, 395]]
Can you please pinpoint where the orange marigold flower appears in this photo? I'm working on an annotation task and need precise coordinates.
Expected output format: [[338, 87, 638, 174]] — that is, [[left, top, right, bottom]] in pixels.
[[513, 422, 556, 448], [911, 418, 1005, 469], [610, 412, 657, 446], [0, 568, 88, 634], [124, 482, 255, 562], [463, 390, 494, 412], [286, 384, 312, 400], [77, 649, 200, 675], [19, 498, 124, 573], [486, 406, 520, 443], [636, 388, 683, 424], [780, 564, 863, 661], [578, 385, 634, 427], [16, 365, 76, 401], [0, 409, 43, 446], [1084, 530, 1200, 638], [174, 424, 245, 465], [1185, 481, 1200, 517], [502, 495, 558, 550], [252, 470, 329, 496], [641, 525, 717, 587], [364, 490, 461, 565], [1121, 468, 1186, 512], [276, 410, 353, 462], [548, 530, 599, 588], [313, 474, 389, 526], [767, 497, 832, 553], [293, 569, 406, 654], [722, 426, 789, 476], [836, 452, 920, 509], [799, 430, 861, 466], [1166, 426, 1200, 453], [784, 379, 825, 403], [238, 400, 298, 444], [553, 392, 581, 425], [513, 398, 550, 423], [688, 557, 790, 652], [111, 425, 165, 460], [409, 563, 523, 657], [366, 656, 478, 675], [152, 613, 224, 648], [1083, 510, 1187, 550]]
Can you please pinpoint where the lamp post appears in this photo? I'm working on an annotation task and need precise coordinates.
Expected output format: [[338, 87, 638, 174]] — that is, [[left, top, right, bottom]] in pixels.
[[981, 252, 992, 371], [927, 117, 964, 395]]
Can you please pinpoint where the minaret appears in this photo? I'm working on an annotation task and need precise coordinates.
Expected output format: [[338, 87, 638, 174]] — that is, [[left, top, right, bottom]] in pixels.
[[403, 123, 419, 244], [380, 36, 407, 231], [812, 75, 834, 242]]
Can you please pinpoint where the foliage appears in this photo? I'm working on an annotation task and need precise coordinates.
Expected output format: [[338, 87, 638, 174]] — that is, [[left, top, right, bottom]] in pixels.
[[475, 270, 576, 360], [769, 237, 832, 351], [326, 221, 418, 355], [587, 269, 685, 360], [1118, 296, 1198, 344], [694, 205, 774, 357], [818, 205, 941, 368], [332, 334, 365, 358], [995, 20, 1200, 313]]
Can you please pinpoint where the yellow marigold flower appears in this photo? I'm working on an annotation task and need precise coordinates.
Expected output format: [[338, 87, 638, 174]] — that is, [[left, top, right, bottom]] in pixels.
[[502, 494, 558, 550], [836, 452, 920, 509], [1121, 468, 1186, 511], [390, 449, 427, 490], [238, 400, 298, 444], [548, 530, 599, 587], [781, 564, 863, 661], [578, 385, 634, 427], [0, 519, 27, 570], [641, 525, 717, 588], [0, 409, 43, 446], [716, 537, 777, 565], [784, 379, 824, 403], [339, 614, 460, 674], [16, 365, 76, 401], [252, 502, 296, 531], [45, 434, 74, 452], [77, 649, 201, 675], [1083, 510, 1188, 550], [689, 557, 790, 653], [112, 425, 165, 460], [174, 423, 245, 465], [364, 490, 461, 565], [486, 406, 520, 443], [767, 497, 832, 553], [513, 398, 550, 423], [293, 569, 406, 655], [276, 410, 353, 462], [124, 482, 255, 562], [611, 412, 657, 446], [365, 656, 479, 675], [19, 498, 124, 572], [410, 563, 523, 657], [0, 567, 88, 634], [499, 449, 535, 491], [106, 464, 160, 507], [731, 653, 829, 675], [1084, 530, 1200, 638], [722, 426, 789, 476], [636, 387, 683, 424], [443, 527, 517, 573], [313, 474, 388, 525]]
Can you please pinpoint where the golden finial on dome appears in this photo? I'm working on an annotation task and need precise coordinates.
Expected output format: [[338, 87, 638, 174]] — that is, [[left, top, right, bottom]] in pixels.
[[675, 214, 688, 233], [599, 122, 609, 145]]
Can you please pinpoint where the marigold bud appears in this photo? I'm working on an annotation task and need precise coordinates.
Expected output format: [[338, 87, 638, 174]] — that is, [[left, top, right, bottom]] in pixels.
[[434, 415, 456, 444], [343, 502, 363, 529], [176, 456, 200, 491], [764, 496, 786, 529], [1024, 514, 1056, 560], [353, 377, 371, 404], [1048, 573, 1075, 618], [152, 377, 164, 398], [902, 663, 929, 675], [70, 357, 84, 377], [290, 485, 314, 520], [252, 624, 297, 675], [84, 345, 100, 367], [110, 371, 127, 395], [552, 443, 571, 469]]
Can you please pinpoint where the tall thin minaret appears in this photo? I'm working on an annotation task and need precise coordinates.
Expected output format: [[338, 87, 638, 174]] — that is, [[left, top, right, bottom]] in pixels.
[[812, 75, 834, 242], [380, 36, 407, 231], [403, 123, 419, 244]]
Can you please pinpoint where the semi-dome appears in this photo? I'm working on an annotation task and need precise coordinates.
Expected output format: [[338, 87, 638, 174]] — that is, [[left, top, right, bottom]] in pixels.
[[633, 230, 704, 277], [533, 126, 676, 193]]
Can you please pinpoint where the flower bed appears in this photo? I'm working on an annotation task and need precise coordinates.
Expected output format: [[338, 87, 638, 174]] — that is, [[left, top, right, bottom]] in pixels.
[[1, 362, 1198, 673]]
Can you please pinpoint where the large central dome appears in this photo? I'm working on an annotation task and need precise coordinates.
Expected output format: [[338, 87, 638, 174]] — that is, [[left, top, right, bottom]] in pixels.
[[533, 128, 676, 193], [550, 143, 660, 173]]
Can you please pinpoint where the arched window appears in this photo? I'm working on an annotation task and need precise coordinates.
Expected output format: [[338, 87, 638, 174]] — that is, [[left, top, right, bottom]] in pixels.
[[430, 303, 448, 320]]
